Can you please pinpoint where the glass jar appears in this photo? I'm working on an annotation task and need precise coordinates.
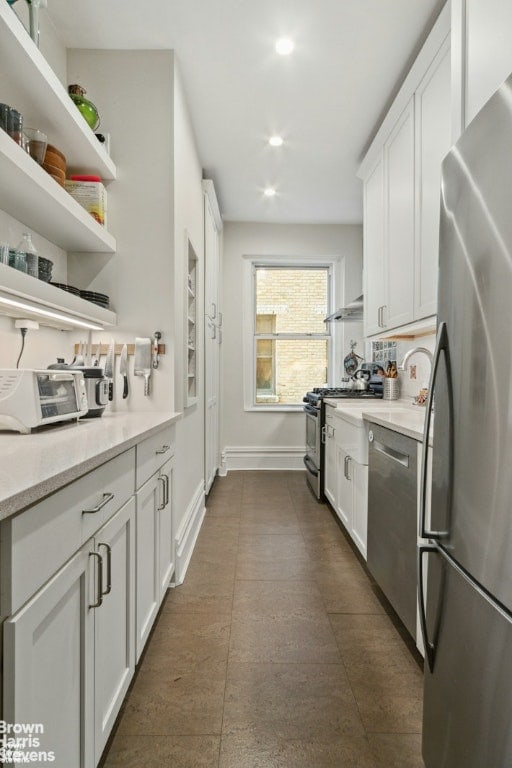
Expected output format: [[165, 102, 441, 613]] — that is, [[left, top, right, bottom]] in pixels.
[[15, 232, 38, 278]]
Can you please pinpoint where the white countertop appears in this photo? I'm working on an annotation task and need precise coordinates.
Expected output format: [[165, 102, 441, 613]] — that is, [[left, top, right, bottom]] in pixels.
[[0, 411, 181, 521], [324, 397, 430, 442]]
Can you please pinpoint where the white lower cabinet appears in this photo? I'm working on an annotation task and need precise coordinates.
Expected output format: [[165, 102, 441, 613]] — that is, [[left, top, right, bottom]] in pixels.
[[3, 497, 135, 768], [1, 424, 176, 768], [323, 407, 337, 508], [4, 545, 95, 768], [135, 474, 160, 660], [336, 445, 352, 530], [335, 446, 368, 559], [93, 499, 136, 763], [351, 459, 369, 559], [323, 411, 369, 560], [135, 437, 175, 661]]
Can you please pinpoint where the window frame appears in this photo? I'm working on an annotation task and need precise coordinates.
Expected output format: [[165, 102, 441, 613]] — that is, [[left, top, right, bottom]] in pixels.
[[243, 256, 336, 411]]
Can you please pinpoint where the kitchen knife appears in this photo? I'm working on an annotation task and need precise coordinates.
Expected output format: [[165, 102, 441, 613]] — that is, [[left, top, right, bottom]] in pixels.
[[104, 339, 115, 401], [120, 343, 129, 399], [134, 337, 152, 396]]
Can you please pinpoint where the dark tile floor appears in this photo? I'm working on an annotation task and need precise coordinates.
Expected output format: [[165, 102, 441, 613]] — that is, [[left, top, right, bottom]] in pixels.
[[102, 471, 425, 767]]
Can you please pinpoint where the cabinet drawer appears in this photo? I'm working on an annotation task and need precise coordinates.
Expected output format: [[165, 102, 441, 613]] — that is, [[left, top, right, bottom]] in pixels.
[[136, 425, 175, 489], [1, 448, 135, 615]]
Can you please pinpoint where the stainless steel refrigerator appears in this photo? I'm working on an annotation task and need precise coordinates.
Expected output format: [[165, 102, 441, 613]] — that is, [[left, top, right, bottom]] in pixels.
[[419, 72, 512, 767]]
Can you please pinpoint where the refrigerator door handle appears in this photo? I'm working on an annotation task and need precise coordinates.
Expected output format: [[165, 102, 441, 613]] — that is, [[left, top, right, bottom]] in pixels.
[[420, 321, 451, 539], [418, 544, 437, 673]]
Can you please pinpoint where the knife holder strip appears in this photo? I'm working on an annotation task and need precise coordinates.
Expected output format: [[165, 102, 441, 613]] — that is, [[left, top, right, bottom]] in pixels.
[[74, 343, 166, 356]]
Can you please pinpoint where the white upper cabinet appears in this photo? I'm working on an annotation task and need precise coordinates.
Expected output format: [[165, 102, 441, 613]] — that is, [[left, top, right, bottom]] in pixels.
[[414, 40, 452, 319], [385, 98, 415, 330], [363, 154, 386, 336], [452, 0, 512, 135], [359, 5, 451, 337]]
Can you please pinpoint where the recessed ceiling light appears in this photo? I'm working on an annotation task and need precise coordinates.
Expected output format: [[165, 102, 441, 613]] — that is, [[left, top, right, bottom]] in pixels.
[[264, 188, 276, 198], [275, 37, 294, 56], [269, 136, 284, 147]]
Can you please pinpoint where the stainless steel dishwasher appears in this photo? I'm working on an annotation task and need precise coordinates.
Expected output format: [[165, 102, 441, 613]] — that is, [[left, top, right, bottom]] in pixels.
[[367, 423, 417, 638]]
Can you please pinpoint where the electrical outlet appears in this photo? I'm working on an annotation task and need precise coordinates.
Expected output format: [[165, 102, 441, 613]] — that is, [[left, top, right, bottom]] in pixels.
[[409, 364, 417, 380]]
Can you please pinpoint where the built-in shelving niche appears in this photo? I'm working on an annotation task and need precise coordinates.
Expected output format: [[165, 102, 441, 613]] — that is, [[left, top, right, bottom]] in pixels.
[[185, 236, 198, 406]]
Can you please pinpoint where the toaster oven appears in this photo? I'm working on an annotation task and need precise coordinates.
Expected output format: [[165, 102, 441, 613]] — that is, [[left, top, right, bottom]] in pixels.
[[0, 369, 88, 433]]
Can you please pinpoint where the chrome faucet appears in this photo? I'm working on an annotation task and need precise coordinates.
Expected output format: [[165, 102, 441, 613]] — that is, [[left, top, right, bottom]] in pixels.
[[398, 346, 433, 372], [399, 347, 434, 406]]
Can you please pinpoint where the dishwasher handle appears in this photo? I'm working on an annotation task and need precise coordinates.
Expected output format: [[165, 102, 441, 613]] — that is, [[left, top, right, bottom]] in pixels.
[[372, 439, 409, 468]]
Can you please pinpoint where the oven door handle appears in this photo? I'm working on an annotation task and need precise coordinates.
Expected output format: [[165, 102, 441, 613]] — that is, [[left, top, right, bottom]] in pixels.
[[303, 404, 318, 416], [303, 455, 319, 476]]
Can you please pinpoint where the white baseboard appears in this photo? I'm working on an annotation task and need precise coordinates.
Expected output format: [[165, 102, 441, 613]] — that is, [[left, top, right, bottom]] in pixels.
[[174, 480, 205, 585], [222, 446, 305, 472]]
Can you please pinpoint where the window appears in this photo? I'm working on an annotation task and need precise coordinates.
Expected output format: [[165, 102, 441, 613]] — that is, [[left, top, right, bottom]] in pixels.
[[250, 265, 331, 407]]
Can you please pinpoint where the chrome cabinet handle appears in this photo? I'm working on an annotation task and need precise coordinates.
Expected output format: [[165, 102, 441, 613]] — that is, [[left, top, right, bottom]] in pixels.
[[420, 321, 451, 540], [157, 476, 166, 510], [82, 492, 114, 515], [156, 444, 170, 455], [89, 552, 103, 609], [344, 455, 352, 480], [98, 543, 112, 596], [321, 425, 327, 444], [163, 473, 170, 507], [211, 302, 217, 320], [378, 305, 387, 328], [418, 545, 437, 672]]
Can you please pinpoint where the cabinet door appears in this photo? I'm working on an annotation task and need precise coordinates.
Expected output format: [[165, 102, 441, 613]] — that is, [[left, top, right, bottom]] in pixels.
[[351, 460, 368, 560], [135, 474, 160, 661], [323, 421, 337, 508], [204, 191, 221, 494], [336, 446, 353, 531], [3, 547, 95, 768], [385, 99, 415, 330], [363, 152, 386, 336], [158, 458, 174, 599], [94, 498, 136, 763], [414, 39, 451, 321]]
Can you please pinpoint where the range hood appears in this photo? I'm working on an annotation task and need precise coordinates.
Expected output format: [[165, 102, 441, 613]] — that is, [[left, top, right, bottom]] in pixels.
[[324, 295, 363, 322]]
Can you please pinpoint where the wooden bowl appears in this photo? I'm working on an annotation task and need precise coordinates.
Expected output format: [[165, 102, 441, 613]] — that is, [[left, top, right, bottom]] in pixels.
[[43, 144, 66, 174], [43, 161, 65, 186]]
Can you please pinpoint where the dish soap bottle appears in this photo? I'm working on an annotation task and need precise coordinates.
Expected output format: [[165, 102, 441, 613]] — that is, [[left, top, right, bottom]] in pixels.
[[68, 85, 100, 130], [15, 232, 38, 278]]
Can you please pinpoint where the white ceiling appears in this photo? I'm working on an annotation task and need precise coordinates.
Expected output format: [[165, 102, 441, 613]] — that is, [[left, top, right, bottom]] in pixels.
[[47, 0, 446, 224]]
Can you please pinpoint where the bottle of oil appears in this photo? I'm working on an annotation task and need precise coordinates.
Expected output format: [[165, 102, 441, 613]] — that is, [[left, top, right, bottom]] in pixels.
[[68, 85, 100, 130]]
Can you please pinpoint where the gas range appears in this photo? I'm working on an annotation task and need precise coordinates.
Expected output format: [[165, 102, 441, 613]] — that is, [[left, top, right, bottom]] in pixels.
[[303, 387, 383, 408], [303, 385, 382, 500]]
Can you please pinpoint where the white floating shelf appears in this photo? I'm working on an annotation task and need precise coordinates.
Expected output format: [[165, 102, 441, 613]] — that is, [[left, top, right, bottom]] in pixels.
[[0, 3, 116, 180], [0, 131, 115, 253], [0, 263, 116, 330]]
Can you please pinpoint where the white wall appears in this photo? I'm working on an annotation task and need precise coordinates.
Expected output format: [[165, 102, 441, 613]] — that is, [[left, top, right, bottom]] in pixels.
[[396, 333, 436, 400], [221, 221, 363, 469], [171, 60, 205, 540], [67, 49, 175, 413], [0, 12, 71, 371], [66, 50, 206, 575]]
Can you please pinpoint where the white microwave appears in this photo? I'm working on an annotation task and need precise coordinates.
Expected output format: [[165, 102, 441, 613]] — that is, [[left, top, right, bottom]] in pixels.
[[0, 369, 88, 434]]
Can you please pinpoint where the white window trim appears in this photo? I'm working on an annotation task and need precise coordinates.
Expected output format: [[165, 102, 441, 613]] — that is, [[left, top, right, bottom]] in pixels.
[[242, 255, 338, 412]]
